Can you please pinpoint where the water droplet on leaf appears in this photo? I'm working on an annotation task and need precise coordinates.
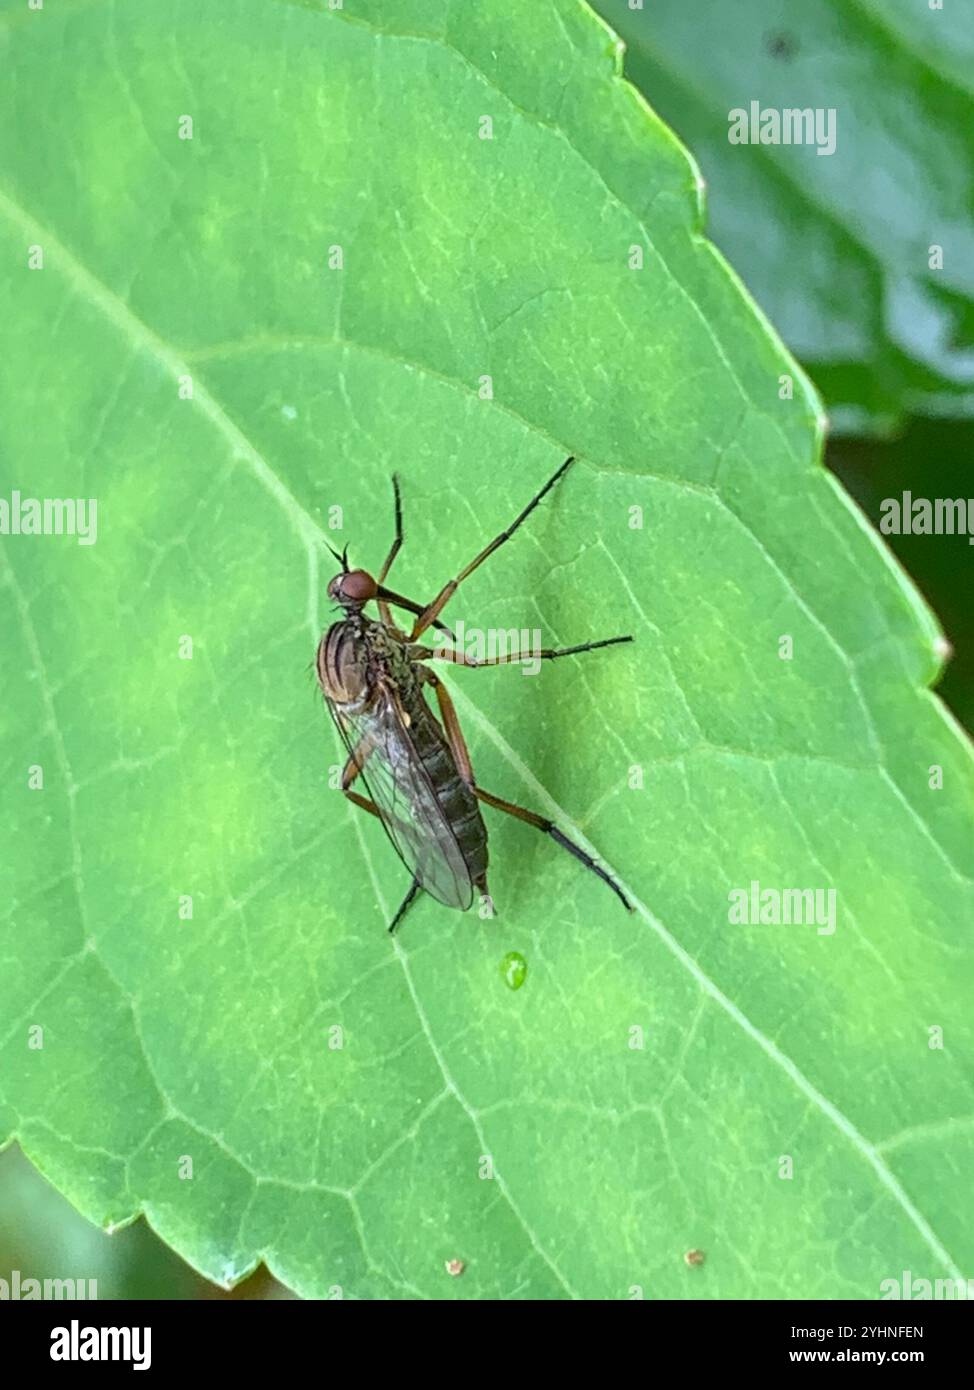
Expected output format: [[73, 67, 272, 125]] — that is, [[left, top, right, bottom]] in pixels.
[[500, 951, 527, 991]]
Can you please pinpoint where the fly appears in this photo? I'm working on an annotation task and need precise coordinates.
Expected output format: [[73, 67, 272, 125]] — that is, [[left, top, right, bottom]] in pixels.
[[316, 455, 634, 932]]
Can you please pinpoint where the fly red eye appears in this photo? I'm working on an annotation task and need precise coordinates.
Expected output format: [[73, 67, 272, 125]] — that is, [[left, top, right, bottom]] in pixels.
[[341, 569, 377, 602]]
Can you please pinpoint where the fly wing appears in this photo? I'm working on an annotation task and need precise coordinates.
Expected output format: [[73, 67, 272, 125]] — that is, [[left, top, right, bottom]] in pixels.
[[326, 686, 474, 911]]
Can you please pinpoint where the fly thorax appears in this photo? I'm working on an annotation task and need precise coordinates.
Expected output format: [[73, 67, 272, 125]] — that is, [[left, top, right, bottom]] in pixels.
[[317, 620, 371, 707]]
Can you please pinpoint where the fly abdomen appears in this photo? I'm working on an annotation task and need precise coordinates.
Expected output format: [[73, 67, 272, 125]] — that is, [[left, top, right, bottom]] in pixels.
[[408, 698, 489, 884]]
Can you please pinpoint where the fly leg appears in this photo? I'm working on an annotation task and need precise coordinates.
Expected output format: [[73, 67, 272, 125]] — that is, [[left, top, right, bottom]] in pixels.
[[340, 735, 383, 821], [376, 475, 404, 631], [373, 475, 456, 641], [421, 670, 475, 784], [474, 787, 633, 913], [388, 878, 422, 934], [423, 668, 629, 912], [410, 635, 633, 667], [407, 455, 576, 641], [378, 474, 403, 584], [341, 736, 426, 932]]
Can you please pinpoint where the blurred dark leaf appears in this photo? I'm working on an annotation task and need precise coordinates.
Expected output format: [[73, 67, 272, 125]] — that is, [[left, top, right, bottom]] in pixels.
[[595, 0, 974, 436]]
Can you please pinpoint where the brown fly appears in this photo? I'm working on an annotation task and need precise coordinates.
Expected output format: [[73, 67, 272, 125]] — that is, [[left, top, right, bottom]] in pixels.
[[316, 456, 633, 932]]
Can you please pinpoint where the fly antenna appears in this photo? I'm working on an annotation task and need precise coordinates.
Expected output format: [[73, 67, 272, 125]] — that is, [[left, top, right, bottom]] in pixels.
[[326, 542, 350, 572]]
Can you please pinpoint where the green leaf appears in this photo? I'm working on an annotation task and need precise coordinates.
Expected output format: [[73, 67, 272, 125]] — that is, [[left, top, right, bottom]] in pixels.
[[593, 0, 974, 436], [2, 0, 972, 1299]]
